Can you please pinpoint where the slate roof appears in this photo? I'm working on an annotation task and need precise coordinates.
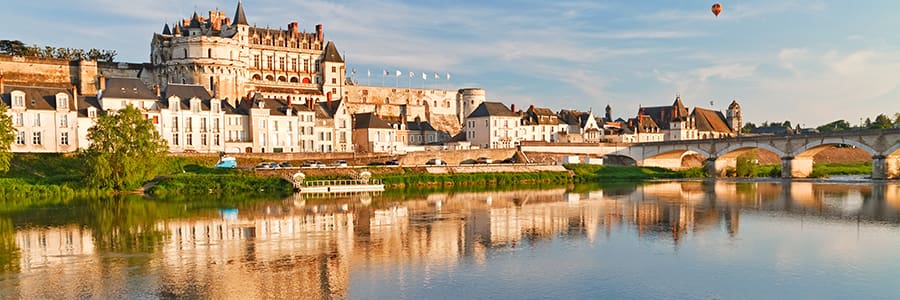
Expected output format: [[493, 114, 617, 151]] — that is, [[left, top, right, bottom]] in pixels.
[[76, 96, 102, 117], [408, 120, 437, 131], [1, 85, 74, 111], [467, 102, 517, 118], [164, 84, 212, 101], [692, 107, 732, 133], [102, 78, 157, 99], [233, 1, 249, 26], [323, 41, 344, 63], [353, 112, 392, 129], [557, 109, 592, 127], [642, 96, 691, 130], [524, 106, 558, 125]]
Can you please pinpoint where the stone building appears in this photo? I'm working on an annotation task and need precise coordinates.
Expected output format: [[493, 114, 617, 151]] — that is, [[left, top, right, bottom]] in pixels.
[[638, 96, 741, 141], [1, 84, 79, 153]]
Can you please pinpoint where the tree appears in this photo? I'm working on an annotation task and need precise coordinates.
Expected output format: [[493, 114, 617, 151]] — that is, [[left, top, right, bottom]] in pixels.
[[895, 113, 900, 127], [0, 103, 15, 173], [817, 119, 851, 132], [782, 120, 792, 128], [83, 106, 168, 190], [870, 114, 893, 129], [742, 122, 757, 133], [0, 40, 27, 56]]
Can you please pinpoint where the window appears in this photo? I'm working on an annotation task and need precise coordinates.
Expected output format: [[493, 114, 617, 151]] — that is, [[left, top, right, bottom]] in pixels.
[[288, 121, 293, 132], [15, 131, 25, 145], [12, 94, 25, 107], [331, 66, 336, 72], [186, 118, 193, 130], [259, 119, 266, 129], [208, 49, 212, 58], [172, 133, 179, 145], [88, 109, 96, 118], [273, 121, 279, 131], [186, 133, 193, 145], [60, 132, 69, 145], [57, 95, 68, 109], [331, 78, 337, 84], [59, 115, 68, 127], [201, 117, 208, 132], [15, 113, 23, 127], [267, 56, 274, 70], [214, 134, 220, 146], [279, 57, 285, 70], [304, 59, 309, 72], [33, 114, 41, 126], [291, 58, 298, 72], [32, 132, 42, 145], [191, 103, 199, 113], [201, 133, 208, 146], [253, 55, 260, 68]]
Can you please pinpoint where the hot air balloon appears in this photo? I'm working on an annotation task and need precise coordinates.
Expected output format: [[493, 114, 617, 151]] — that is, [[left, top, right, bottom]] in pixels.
[[711, 3, 722, 17]]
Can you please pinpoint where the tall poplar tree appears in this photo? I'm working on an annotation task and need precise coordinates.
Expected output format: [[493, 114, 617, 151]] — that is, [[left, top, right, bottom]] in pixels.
[[83, 106, 168, 190]]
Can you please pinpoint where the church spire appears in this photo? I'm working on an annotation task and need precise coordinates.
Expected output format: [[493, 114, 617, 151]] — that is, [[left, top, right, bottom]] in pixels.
[[233, 0, 249, 26]]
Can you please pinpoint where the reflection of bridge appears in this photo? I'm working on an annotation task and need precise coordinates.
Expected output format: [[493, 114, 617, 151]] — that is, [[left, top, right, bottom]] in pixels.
[[611, 129, 900, 179]]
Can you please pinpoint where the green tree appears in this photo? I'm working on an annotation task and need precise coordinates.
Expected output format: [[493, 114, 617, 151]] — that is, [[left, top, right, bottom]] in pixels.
[[742, 122, 757, 133], [734, 150, 759, 177], [83, 106, 168, 190], [870, 114, 893, 129], [894, 113, 900, 127], [0, 40, 27, 56], [0, 103, 15, 173], [817, 119, 851, 132]]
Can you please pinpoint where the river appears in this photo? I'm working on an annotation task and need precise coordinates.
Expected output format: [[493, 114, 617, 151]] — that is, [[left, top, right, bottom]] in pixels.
[[1, 180, 899, 299]]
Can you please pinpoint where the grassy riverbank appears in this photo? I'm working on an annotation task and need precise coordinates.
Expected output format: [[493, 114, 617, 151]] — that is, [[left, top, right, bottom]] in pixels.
[[565, 164, 708, 182], [378, 171, 572, 190]]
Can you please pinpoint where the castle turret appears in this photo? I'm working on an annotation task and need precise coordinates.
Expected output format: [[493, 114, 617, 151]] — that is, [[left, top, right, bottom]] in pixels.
[[605, 104, 612, 122]]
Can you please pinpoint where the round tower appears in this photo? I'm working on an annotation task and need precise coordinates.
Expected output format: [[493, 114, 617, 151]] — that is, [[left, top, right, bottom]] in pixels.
[[457, 88, 485, 124], [727, 100, 742, 134]]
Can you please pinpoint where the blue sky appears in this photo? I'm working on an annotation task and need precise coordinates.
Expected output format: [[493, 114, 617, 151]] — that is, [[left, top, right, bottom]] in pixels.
[[2, 0, 900, 127]]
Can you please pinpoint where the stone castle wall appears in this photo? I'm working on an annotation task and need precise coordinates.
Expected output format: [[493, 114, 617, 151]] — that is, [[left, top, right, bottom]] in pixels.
[[0, 55, 150, 95], [344, 85, 463, 135]]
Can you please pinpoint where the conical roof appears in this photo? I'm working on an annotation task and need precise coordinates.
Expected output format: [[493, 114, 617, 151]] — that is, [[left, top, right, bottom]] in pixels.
[[323, 41, 344, 63], [162, 23, 171, 35], [233, 1, 249, 26]]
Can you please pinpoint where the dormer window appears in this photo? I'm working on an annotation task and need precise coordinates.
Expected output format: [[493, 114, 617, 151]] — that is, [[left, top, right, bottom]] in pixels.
[[191, 100, 200, 113], [88, 108, 97, 118], [56, 93, 69, 110], [211, 100, 220, 113], [11, 91, 25, 108]]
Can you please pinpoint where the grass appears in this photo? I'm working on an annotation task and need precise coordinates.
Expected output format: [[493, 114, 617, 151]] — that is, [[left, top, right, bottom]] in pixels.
[[565, 164, 703, 182], [810, 162, 872, 178], [377, 171, 572, 190], [147, 173, 294, 199]]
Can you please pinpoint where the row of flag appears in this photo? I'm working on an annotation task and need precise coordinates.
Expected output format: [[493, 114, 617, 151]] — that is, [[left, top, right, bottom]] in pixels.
[[355, 69, 451, 81]]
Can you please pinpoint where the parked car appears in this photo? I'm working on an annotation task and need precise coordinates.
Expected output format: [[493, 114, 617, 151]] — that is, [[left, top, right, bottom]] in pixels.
[[255, 162, 278, 169], [333, 160, 348, 167], [385, 159, 400, 165], [476, 157, 493, 164], [279, 162, 293, 168], [304, 161, 326, 168], [425, 158, 447, 165], [215, 156, 237, 168]]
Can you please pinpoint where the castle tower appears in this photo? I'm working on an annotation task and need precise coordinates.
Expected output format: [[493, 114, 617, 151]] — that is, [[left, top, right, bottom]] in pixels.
[[321, 40, 345, 100], [457, 88, 485, 124], [727, 100, 742, 134]]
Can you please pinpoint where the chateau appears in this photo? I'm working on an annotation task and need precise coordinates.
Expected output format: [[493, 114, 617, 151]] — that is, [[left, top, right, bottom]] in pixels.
[[0, 2, 741, 154]]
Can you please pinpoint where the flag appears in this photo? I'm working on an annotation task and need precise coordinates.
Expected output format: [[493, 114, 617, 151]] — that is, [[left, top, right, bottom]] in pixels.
[[383, 69, 389, 76], [446, 73, 451, 81], [422, 72, 427, 80], [409, 71, 414, 78], [396, 70, 402, 77], [434, 72, 439, 80]]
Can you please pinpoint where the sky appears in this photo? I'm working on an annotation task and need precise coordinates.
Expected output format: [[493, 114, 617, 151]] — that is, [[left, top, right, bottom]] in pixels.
[[2, 0, 900, 127]]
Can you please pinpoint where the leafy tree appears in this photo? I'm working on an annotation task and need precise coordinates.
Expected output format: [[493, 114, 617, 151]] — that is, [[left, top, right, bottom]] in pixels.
[[864, 117, 872, 128], [83, 106, 168, 190], [742, 122, 757, 133], [734, 150, 759, 177], [817, 119, 851, 132], [782, 120, 792, 128], [0, 103, 15, 173], [0, 40, 27, 56], [870, 114, 893, 129]]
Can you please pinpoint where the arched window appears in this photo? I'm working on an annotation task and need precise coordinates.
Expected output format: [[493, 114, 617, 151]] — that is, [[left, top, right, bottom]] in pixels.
[[302, 77, 311, 84], [183, 49, 188, 58], [252, 74, 262, 81], [208, 49, 212, 58]]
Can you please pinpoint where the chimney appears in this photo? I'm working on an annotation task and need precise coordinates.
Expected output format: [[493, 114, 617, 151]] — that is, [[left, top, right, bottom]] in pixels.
[[315, 23, 323, 41], [306, 98, 313, 110], [72, 85, 79, 111], [529, 104, 534, 112], [154, 85, 161, 97], [98, 74, 106, 91], [326, 92, 333, 110], [225, 18, 231, 26], [510, 103, 515, 113], [71, 85, 78, 98], [289, 22, 299, 36]]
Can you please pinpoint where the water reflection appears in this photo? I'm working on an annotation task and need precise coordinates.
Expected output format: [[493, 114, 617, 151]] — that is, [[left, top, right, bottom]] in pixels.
[[1, 181, 899, 299]]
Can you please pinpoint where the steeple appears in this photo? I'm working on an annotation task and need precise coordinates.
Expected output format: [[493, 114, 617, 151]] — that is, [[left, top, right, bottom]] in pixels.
[[162, 23, 171, 35], [189, 11, 202, 28], [233, 1, 249, 26]]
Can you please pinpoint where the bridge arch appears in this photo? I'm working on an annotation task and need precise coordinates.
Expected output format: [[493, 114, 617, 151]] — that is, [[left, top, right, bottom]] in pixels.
[[640, 148, 711, 170], [790, 138, 878, 158], [716, 142, 787, 158]]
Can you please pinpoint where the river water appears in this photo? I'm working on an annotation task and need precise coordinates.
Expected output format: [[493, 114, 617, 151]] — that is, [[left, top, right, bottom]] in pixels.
[[1, 180, 899, 299]]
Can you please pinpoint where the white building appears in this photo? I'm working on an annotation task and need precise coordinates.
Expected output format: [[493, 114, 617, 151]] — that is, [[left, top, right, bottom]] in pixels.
[[464, 102, 522, 149], [2, 85, 79, 153]]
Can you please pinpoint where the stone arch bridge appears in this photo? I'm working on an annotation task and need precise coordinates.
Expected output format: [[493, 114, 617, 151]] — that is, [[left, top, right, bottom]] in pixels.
[[610, 129, 900, 179]]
